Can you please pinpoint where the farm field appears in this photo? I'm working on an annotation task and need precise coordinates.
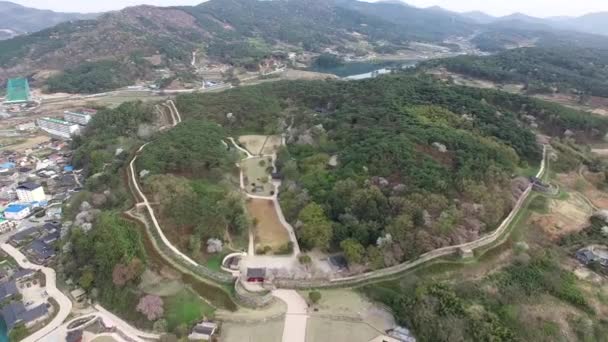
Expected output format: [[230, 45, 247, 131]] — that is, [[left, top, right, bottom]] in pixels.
[[530, 194, 593, 240], [305, 317, 382, 342], [221, 319, 284, 342], [0, 134, 51, 152], [247, 198, 291, 254], [305, 290, 395, 330]]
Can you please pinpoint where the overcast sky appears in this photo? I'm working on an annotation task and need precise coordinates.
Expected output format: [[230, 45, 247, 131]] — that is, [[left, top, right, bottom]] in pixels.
[[12, 0, 608, 17]]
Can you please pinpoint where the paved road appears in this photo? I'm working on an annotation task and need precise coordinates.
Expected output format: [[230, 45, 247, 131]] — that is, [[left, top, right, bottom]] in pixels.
[[1, 243, 73, 342], [45, 305, 160, 341], [272, 290, 308, 342]]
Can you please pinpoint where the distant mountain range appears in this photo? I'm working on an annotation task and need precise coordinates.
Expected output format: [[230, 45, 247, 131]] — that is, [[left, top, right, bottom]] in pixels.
[[1, 0, 608, 92], [0, 1, 98, 39], [460, 8, 608, 36]]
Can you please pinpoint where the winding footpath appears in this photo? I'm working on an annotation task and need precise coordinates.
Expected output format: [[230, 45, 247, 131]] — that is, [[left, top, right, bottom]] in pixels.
[[0, 244, 72, 342], [128, 101, 211, 271], [229, 138, 301, 255]]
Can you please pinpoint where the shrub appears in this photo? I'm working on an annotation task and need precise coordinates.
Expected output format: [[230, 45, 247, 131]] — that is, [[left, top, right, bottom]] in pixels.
[[277, 242, 294, 255], [309, 291, 321, 304], [298, 254, 312, 264]]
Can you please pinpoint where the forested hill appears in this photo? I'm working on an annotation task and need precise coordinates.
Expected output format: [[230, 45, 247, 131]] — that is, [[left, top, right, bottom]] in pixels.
[[422, 47, 608, 97], [175, 75, 608, 265], [0, 0, 471, 88], [5, 0, 608, 93], [0, 1, 97, 38]]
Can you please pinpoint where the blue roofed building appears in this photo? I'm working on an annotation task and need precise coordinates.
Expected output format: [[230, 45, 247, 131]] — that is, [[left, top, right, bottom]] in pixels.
[[0, 281, 18, 300], [24, 239, 56, 265], [3, 204, 30, 220], [1, 301, 48, 329], [9, 226, 40, 247], [0, 162, 15, 170]]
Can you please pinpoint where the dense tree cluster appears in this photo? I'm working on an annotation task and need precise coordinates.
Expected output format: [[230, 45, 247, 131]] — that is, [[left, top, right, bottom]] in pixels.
[[136, 120, 247, 256], [364, 250, 600, 342], [137, 120, 236, 176], [63, 212, 147, 319], [176, 76, 587, 265], [174, 75, 608, 264], [143, 175, 248, 256], [46, 60, 137, 94], [72, 101, 153, 188], [423, 47, 608, 97]]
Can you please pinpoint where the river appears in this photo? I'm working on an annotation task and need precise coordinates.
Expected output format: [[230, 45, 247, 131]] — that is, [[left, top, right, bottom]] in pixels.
[[306, 60, 418, 79]]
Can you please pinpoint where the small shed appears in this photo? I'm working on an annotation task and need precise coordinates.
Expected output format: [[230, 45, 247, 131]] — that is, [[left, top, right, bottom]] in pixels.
[[188, 321, 218, 341], [70, 288, 86, 302], [246, 268, 266, 282]]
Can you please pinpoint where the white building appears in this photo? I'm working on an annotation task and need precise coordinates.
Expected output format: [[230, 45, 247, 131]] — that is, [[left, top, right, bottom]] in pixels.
[[3, 204, 30, 220], [0, 218, 16, 233], [16, 122, 36, 131], [63, 111, 92, 125], [37, 117, 80, 139], [16, 182, 45, 202]]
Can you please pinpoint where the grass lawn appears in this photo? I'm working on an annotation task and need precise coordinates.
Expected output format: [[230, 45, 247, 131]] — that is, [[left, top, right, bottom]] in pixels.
[[242, 157, 274, 196], [205, 253, 227, 272], [165, 288, 215, 331]]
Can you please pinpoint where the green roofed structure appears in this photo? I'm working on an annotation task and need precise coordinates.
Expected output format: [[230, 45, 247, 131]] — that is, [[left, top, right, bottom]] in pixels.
[[4, 78, 31, 104]]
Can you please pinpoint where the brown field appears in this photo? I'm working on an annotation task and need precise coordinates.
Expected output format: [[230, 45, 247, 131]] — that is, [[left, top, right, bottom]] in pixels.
[[0, 134, 51, 152], [530, 195, 593, 240], [247, 199, 290, 253], [557, 170, 608, 208], [281, 69, 338, 81], [239, 135, 282, 155]]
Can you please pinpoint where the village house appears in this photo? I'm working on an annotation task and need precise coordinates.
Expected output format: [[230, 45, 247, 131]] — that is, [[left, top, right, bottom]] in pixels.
[[0, 280, 18, 300], [11, 269, 35, 284], [188, 321, 218, 341], [1, 301, 48, 330], [246, 268, 266, 283], [3, 204, 31, 220]]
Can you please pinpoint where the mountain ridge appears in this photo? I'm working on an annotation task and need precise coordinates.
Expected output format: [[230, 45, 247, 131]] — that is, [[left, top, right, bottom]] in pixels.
[[0, 1, 98, 38]]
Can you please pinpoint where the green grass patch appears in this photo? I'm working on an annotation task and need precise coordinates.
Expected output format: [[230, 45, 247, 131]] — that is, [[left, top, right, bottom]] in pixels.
[[529, 195, 550, 213], [205, 253, 226, 272], [165, 288, 215, 331], [517, 162, 540, 178]]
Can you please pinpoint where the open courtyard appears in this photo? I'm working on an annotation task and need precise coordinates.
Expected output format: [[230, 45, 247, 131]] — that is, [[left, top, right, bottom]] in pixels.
[[242, 156, 275, 196]]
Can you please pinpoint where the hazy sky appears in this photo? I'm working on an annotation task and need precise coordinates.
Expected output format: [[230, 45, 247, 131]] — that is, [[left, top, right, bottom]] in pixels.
[[12, 0, 608, 17]]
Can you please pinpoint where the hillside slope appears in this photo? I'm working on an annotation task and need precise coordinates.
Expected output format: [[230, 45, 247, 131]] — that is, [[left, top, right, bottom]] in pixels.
[[0, 0, 477, 89], [422, 47, 608, 97], [3, 0, 608, 93], [0, 1, 97, 38]]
